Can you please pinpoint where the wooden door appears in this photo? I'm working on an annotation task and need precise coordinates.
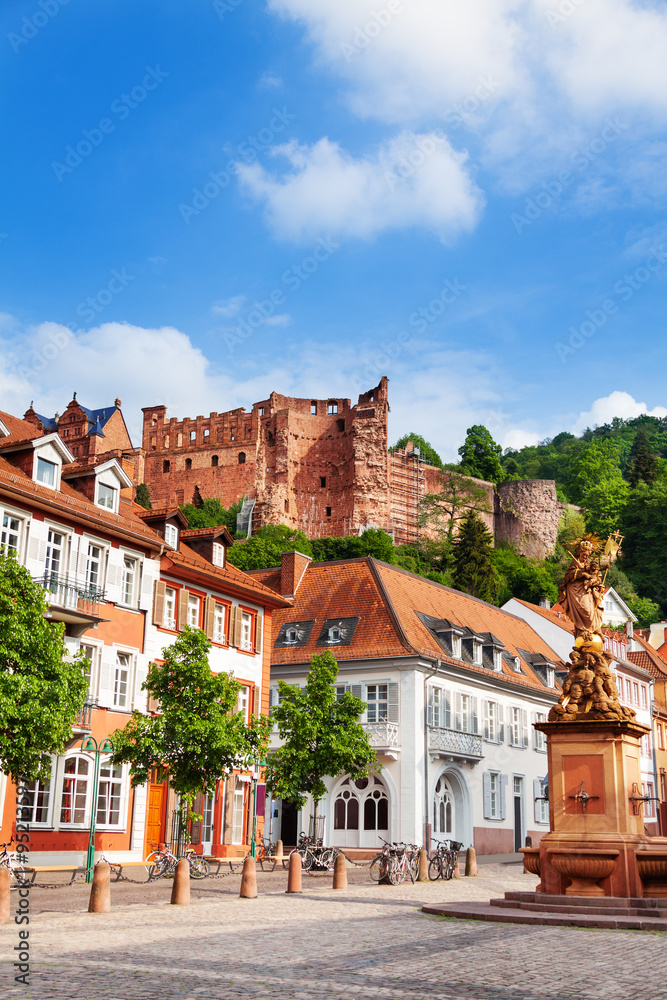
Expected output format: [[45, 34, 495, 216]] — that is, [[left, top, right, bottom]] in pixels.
[[145, 783, 165, 853]]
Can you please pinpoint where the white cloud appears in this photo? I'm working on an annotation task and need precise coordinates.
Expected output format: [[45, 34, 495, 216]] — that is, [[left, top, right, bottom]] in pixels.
[[211, 296, 246, 317], [236, 132, 483, 243], [571, 390, 667, 435]]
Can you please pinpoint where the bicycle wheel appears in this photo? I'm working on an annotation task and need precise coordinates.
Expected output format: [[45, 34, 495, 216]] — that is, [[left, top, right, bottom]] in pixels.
[[188, 857, 210, 879], [9, 863, 26, 890], [149, 853, 172, 880], [369, 854, 386, 881], [408, 855, 419, 882], [387, 857, 403, 885], [320, 848, 337, 870], [428, 856, 443, 881], [444, 854, 456, 880]]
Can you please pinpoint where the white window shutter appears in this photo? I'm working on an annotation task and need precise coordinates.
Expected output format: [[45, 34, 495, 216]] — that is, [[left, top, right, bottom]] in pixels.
[[444, 689, 451, 729], [483, 771, 492, 819], [521, 709, 529, 748], [427, 689, 434, 727], [105, 547, 124, 604], [498, 704, 505, 743], [533, 778, 543, 824], [75, 537, 88, 584], [350, 684, 363, 700], [483, 701, 490, 740], [139, 557, 157, 612], [387, 682, 399, 723], [455, 692, 462, 732], [25, 519, 48, 578], [500, 774, 508, 820], [133, 657, 149, 713], [471, 696, 479, 735], [98, 646, 116, 709], [254, 613, 263, 654]]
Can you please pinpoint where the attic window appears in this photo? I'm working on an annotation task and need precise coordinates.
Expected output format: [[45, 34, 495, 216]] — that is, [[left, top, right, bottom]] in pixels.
[[285, 627, 298, 644], [212, 455, 218, 467], [327, 401, 338, 415], [97, 482, 117, 511], [328, 625, 342, 642], [493, 650, 503, 672], [473, 641, 483, 665], [164, 524, 178, 549], [546, 666, 555, 688], [452, 635, 462, 658], [36, 457, 57, 488], [513, 656, 522, 673], [212, 542, 225, 568]]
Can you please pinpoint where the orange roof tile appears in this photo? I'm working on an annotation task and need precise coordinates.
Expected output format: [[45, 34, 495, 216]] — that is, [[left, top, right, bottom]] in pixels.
[[163, 544, 292, 609], [0, 411, 43, 443], [627, 635, 667, 679]]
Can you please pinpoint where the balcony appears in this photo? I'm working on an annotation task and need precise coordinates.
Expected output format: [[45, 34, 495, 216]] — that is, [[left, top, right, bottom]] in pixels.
[[35, 573, 108, 636], [427, 725, 483, 764], [363, 721, 401, 759]]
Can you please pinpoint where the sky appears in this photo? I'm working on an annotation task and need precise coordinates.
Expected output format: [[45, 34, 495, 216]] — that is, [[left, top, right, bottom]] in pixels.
[[1, 0, 666, 461]]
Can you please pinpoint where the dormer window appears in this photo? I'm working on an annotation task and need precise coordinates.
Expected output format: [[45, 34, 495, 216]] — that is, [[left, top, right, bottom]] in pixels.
[[473, 641, 483, 665], [452, 635, 462, 659], [328, 625, 342, 643], [285, 627, 299, 644], [546, 666, 555, 688], [493, 650, 503, 672], [212, 542, 225, 568], [97, 482, 116, 510], [513, 656, 522, 673], [36, 457, 57, 487], [164, 523, 178, 549]]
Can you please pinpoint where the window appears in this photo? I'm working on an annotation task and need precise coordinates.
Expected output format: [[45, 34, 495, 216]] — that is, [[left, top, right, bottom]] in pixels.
[[311, 402, 317, 415], [534, 712, 547, 751], [238, 452, 246, 464], [80, 643, 99, 698], [188, 593, 200, 628], [285, 626, 298, 644], [489, 772, 500, 819], [641, 686, 648, 710], [164, 523, 178, 549], [641, 733, 651, 758], [60, 757, 89, 824], [328, 401, 338, 415], [335, 683, 347, 700], [431, 687, 442, 727], [190, 430, 196, 442], [535, 777, 549, 824], [97, 483, 116, 510], [473, 641, 483, 665], [232, 784, 246, 844], [366, 684, 388, 723], [114, 652, 131, 708], [645, 781, 656, 819], [21, 778, 51, 825], [658, 724, 665, 751], [237, 687, 249, 723], [36, 456, 57, 487], [458, 693, 476, 733], [510, 706, 526, 747], [212, 542, 225, 567], [164, 587, 177, 629], [164, 436, 169, 448], [328, 624, 341, 642], [546, 666, 555, 688], [240, 611, 253, 651], [513, 656, 522, 673], [259, 406, 265, 416], [211, 455, 219, 467], [334, 788, 359, 830], [185, 458, 192, 470], [326, 506, 332, 517], [122, 556, 137, 606], [85, 544, 103, 590], [320, 476, 326, 488], [633, 682, 640, 705], [452, 635, 462, 659], [163, 460, 170, 473], [97, 764, 123, 826], [45, 529, 64, 580], [486, 701, 498, 742], [213, 603, 226, 644], [433, 776, 453, 835], [203, 428, 209, 439], [337, 418, 345, 432], [284, 499, 289, 513], [493, 650, 503, 672], [1, 512, 21, 554]]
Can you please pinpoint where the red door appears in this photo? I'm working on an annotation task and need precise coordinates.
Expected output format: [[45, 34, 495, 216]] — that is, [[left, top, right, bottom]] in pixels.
[[145, 784, 165, 853]]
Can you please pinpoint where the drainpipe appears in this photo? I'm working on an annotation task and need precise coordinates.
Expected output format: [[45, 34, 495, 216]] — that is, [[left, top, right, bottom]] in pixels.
[[651, 684, 661, 836], [423, 659, 440, 851]]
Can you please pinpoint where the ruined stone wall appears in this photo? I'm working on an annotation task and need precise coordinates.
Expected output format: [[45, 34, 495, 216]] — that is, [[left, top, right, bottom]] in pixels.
[[494, 479, 562, 560]]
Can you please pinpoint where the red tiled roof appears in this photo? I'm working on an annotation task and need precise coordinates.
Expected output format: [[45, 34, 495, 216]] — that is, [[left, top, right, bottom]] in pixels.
[[627, 635, 667, 679], [252, 557, 565, 692], [163, 544, 292, 609], [0, 454, 162, 551], [0, 411, 43, 443], [181, 525, 235, 544]]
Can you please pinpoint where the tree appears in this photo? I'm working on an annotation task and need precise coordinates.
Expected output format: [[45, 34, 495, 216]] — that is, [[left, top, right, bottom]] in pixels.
[[418, 472, 492, 545], [111, 627, 268, 837], [451, 510, 498, 603], [227, 524, 313, 571], [458, 425, 503, 483], [619, 478, 667, 614], [311, 528, 395, 563], [266, 650, 377, 831], [493, 545, 559, 607], [134, 483, 152, 510], [582, 477, 630, 537], [627, 429, 659, 487], [627, 596, 662, 629], [0, 553, 89, 783], [181, 496, 244, 533], [191, 485, 204, 509], [389, 433, 442, 468], [567, 439, 623, 504]]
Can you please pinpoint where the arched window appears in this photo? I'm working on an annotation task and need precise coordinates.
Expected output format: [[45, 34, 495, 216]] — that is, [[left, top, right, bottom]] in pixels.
[[238, 452, 246, 465], [433, 775, 454, 836], [285, 627, 298, 643], [211, 455, 219, 467], [334, 788, 359, 829], [328, 625, 341, 642], [60, 756, 90, 825]]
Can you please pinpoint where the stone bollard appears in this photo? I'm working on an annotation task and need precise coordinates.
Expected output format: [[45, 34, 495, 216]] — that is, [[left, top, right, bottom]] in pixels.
[[88, 860, 111, 913], [332, 852, 347, 890], [453, 852, 461, 878], [465, 846, 477, 877], [239, 855, 257, 898], [417, 848, 429, 882], [275, 839, 284, 861], [170, 858, 190, 906], [286, 850, 302, 894], [0, 866, 10, 923]]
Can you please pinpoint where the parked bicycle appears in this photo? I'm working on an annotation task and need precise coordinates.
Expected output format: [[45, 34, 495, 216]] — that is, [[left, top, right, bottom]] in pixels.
[[0, 838, 28, 890], [257, 839, 277, 871], [290, 833, 340, 872], [370, 839, 419, 884], [428, 839, 463, 881], [144, 842, 210, 880]]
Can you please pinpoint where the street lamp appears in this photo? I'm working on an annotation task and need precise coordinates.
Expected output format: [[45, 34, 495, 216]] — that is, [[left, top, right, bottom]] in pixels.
[[80, 734, 115, 883]]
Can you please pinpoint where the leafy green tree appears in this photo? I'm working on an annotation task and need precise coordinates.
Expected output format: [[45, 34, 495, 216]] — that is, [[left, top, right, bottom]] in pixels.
[[389, 433, 442, 468], [111, 628, 268, 836], [181, 496, 244, 533], [192, 485, 205, 509], [266, 650, 377, 830], [493, 545, 559, 607], [134, 483, 152, 510], [627, 596, 662, 629], [627, 429, 659, 487], [582, 477, 630, 536], [226, 524, 313, 571], [0, 553, 89, 783], [451, 510, 498, 603], [311, 528, 395, 563], [567, 439, 623, 504], [458, 425, 503, 483], [418, 472, 493, 545], [620, 478, 667, 613], [603, 564, 638, 604]]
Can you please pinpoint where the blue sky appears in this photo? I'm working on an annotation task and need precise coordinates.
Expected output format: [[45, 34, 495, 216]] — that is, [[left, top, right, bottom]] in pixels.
[[1, 0, 666, 460]]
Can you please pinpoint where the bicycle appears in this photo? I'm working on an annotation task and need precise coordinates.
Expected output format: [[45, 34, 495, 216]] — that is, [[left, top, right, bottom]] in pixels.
[[386, 842, 419, 885], [257, 839, 277, 872], [290, 833, 339, 872], [144, 842, 210, 880], [428, 839, 463, 881], [0, 838, 28, 891], [369, 839, 393, 882]]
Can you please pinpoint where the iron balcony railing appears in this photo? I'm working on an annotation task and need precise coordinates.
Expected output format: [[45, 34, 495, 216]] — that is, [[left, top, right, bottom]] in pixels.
[[35, 573, 106, 617], [427, 725, 483, 758], [74, 699, 98, 730]]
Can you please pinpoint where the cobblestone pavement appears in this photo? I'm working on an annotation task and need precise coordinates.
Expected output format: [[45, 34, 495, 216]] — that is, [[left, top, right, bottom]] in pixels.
[[2, 863, 666, 1000]]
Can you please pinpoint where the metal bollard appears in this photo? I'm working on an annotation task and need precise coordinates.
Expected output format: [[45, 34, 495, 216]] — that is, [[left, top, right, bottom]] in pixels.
[[239, 854, 257, 898], [332, 852, 347, 890], [465, 846, 478, 877], [286, 850, 302, 893], [88, 860, 111, 913], [0, 867, 10, 923], [417, 848, 429, 882], [170, 858, 190, 906]]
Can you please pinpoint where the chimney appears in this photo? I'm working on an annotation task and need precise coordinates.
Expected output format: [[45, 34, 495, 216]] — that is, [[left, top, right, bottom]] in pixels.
[[539, 596, 550, 609], [280, 550, 311, 599], [648, 621, 667, 649]]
